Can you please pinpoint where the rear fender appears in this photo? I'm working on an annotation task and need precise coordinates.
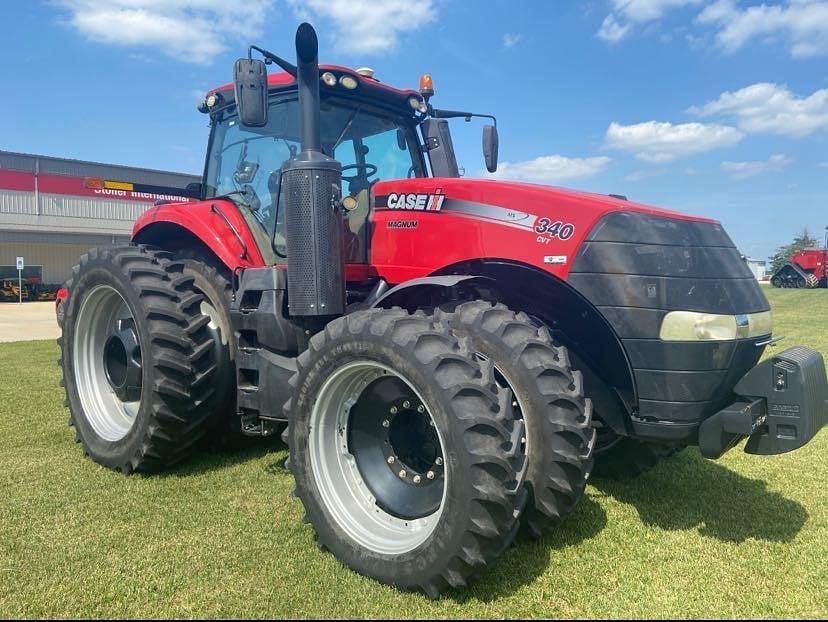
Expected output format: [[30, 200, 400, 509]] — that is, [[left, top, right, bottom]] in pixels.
[[132, 200, 266, 271]]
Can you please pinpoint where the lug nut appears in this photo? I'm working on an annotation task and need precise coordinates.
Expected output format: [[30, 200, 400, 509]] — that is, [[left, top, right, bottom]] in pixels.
[[390, 406, 398, 415], [435, 456, 443, 466], [387, 456, 395, 464], [417, 404, 425, 413], [398, 469, 407, 479], [403, 400, 411, 409], [427, 471, 435, 480], [382, 419, 390, 428], [413, 475, 422, 484]]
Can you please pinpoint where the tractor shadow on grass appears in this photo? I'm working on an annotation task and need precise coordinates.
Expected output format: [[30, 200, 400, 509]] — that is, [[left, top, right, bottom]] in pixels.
[[153, 440, 806, 602], [459, 448, 807, 602], [155, 435, 289, 478], [450, 494, 608, 603], [590, 448, 808, 544]]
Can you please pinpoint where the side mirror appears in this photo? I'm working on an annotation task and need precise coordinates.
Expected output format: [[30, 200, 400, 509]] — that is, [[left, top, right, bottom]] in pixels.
[[482, 125, 499, 173], [233, 58, 268, 127]]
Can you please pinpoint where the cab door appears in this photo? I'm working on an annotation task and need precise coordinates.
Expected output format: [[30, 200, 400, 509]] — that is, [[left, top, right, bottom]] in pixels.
[[339, 127, 423, 268]]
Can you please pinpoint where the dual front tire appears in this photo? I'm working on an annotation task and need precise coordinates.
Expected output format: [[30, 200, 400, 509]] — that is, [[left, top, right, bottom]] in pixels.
[[435, 301, 596, 537], [286, 304, 597, 595], [286, 309, 527, 596]]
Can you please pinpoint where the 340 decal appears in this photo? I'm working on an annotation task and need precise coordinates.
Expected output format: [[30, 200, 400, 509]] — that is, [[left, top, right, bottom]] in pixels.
[[533, 217, 575, 240]]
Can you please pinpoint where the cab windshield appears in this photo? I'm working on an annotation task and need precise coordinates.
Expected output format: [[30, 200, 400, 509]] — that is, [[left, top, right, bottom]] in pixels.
[[205, 94, 423, 263]]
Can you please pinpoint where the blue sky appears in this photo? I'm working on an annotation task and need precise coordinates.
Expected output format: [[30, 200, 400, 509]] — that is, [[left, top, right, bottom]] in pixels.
[[1, 1, 826, 260]]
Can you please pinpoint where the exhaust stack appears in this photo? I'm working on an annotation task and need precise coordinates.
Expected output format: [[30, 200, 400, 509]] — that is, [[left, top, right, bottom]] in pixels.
[[282, 23, 345, 318]]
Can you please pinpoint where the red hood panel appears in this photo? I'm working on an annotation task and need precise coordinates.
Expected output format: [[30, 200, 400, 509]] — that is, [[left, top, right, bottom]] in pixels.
[[373, 178, 715, 225], [369, 177, 717, 284]]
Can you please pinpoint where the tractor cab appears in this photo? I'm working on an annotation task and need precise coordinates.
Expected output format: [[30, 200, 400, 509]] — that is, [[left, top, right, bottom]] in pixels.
[[199, 65, 497, 266]]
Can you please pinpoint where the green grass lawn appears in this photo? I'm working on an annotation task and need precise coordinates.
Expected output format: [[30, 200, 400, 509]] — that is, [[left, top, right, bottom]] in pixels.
[[1, 287, 826, 618]]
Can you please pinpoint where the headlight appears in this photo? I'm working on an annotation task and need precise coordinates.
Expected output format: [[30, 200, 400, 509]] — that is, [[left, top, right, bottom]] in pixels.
[[659, 310, 772, 341], [321, 72, 337, 86], [408, 96, 428, 113], [339, 75, 358, 90]]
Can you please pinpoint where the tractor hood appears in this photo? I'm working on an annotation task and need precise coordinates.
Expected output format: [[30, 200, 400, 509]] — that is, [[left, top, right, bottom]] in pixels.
[[373, 177, 716, 237], [371, 175, 738, 287], [372, 177, 718, 277], [371, 176, 769, 439]]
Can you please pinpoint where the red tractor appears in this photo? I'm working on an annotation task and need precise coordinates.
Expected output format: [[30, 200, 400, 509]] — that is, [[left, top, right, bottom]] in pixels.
[[771, 233, 828, 288], [58, 24, 828, 596]]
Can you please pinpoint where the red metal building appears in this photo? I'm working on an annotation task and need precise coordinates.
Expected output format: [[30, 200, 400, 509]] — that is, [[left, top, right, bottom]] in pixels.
[[0, 150, 197, 296]]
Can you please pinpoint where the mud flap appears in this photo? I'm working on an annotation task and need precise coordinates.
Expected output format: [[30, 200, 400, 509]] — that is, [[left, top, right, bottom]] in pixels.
[[699, 346, 828, 458]]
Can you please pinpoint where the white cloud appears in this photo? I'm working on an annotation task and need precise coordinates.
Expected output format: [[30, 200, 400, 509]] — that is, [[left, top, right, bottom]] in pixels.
[[59, 0, 273, 64], [721, 153, 793, 180], [597, 15, 632, 42], [697, 0, 828, 58], [487, 155, 611, 185], [605, 120, 744, 162], [690, 83, 828, 137], [503, 33, 523, 49], [598, 0, 701, 42], [625, 168, 664, 182], [612, 0, 704, 23], [288, 0, 436, 55]]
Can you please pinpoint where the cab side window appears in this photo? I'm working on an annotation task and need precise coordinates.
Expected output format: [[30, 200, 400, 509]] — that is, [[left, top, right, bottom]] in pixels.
[[213, 123, 298, 232], [362, 129, 413, 181]]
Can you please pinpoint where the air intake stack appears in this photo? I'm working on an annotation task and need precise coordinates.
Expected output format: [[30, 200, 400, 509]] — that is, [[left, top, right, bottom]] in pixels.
[[282, 23, 345, 318]]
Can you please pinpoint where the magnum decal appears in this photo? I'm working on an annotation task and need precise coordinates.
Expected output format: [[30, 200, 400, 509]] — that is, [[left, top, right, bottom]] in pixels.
[[387, 220, 419, 229]]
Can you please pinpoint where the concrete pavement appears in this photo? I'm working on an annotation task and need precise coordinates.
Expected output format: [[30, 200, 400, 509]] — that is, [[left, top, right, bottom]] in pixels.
[[0, 301, 60, 343]]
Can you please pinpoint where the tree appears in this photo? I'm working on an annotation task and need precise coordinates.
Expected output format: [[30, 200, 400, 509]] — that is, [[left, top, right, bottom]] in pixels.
[[769, 228, 819, 274]]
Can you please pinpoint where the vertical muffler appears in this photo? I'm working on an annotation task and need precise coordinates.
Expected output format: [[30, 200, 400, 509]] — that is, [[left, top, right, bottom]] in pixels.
[[282, 23, 345, 317]]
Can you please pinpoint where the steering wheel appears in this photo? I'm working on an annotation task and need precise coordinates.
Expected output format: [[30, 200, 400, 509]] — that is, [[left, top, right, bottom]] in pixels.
[[341, 163, 378, 182]]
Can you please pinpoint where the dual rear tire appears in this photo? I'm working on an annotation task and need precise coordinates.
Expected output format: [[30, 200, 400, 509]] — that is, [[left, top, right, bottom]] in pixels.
[[60, 245, 255, 474], [59, 246, 218, 472]]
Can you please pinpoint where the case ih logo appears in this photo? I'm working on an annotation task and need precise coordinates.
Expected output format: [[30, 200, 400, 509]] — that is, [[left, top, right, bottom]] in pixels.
[[384, 191, 445, 212]]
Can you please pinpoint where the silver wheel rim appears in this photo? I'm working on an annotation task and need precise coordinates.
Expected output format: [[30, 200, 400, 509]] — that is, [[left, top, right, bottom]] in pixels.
[[73, 285, 142, 442], [309, 361, 447, 555]]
